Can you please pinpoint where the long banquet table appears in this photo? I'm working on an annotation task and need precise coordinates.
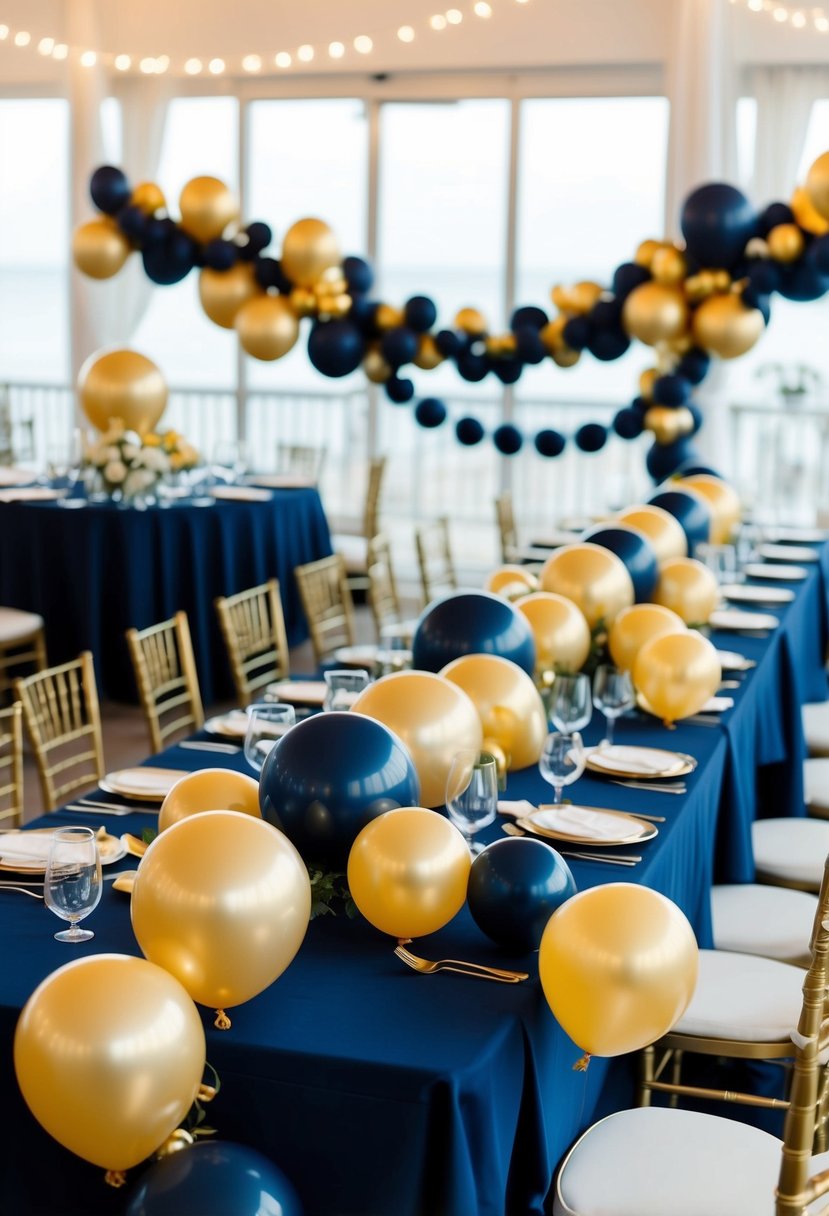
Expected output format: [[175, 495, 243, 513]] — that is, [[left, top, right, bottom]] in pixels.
[[0, 542, 827, 1216], [0, 489, 332, 704]]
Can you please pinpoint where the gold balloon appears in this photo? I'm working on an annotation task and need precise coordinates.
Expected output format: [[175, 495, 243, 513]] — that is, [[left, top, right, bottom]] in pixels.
[[179, 176, 239, 244], [280, 218, 341, 288], [485, 333, 517, 356], [235, 294, 300, 361], [72, 218, 130, 280], [485, 565, 538, 598], [691, 293, 765, 359], [633, 630, 721, 724], [413, 334, 445, 370], [570, 281, 604, 315], [608, 603, 687, 673], [552, 345, 581, 368], [363, 348, 393, 383], [159, 768, 262, 834], [454, 307, 488, 336], [792, 185, 829, 236], [347, 807, 471, 939], [806, 151, 829, 223], [650, 246, 687, 285], [131, 181, 166, 215], [616, 504, 688, 562], [481, 737, 508, 783], [539, 884, 698, 1056], [767, 222, 805, 263], [653, 557, 719, 625], [290, 286, 318, 318], [638, 367, 658, 401], [78, 348, 167, 435], [14, 955, 205, 1171], [440, 654, 547, 770], [634, 238, 663, 269], [514, 591, 592, 674], [199, 263, 260, 329], [540, 315, 568, 355], [351, 671, 483, 808], [643, 405, 695, 445], [131, 811, 311, 1016], [539, 543, 634, 630], [622, 282, 689, 346], [678, 474, 741, 544], [316, 292, 352, 318], [375, 303, 405, 330]]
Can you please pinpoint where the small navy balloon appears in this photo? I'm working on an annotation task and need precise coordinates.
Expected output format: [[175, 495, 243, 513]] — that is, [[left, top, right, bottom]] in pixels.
[[412, 591, 536, 676], [581, 524, 659, 603], [648, 488, 712, 555], [468, 837, 577, 952], [125, 1141, 303, 1216]]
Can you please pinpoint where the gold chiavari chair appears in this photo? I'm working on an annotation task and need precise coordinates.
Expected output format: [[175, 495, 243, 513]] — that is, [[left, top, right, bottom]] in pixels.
[[415, 517, 457, 606], [331, 456, 388, 589], [0, 607, 47, 702], [126, 612, 204, 754], [14, 651, 104, 812], [215, 579, 290, 705], [367, 533, 402, 638], [0, 702, 23, 827], [494, 490, 575, 565], [553, 857, 829, 1216], [295, 554, 355, 665]]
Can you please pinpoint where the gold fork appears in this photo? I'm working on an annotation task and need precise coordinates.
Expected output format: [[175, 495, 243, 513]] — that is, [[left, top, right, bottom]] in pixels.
[[393, 945, 528, 983]]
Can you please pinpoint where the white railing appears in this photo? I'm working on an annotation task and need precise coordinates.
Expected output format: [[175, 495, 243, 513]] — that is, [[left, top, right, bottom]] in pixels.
[[729, 401, 829, 526]]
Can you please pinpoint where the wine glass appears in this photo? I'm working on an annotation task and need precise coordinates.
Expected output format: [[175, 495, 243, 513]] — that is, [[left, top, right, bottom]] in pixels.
[[592, 664, 635, 747], [548, 672, 592, 735], [539, 731, 586, 805], [323, 669, 370, 712], [212, 440, 248, 484], [244, 702, 296, 773], [445, 749, 498, 854], [44, 826, 102, 942], [696, 542, 737, 586]]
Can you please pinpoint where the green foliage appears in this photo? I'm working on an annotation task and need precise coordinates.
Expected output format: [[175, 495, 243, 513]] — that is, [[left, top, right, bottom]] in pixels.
[[308, 867, 358, 920]]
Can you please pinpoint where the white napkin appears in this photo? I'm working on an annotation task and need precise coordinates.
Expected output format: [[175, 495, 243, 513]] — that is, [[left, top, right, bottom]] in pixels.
[[699, 696, 734, 713], [531, 806, 638, 841], [266, 680, 327, 705], [210, 710, 250, 737], [0, 487, 64, 503], [497, 800, 536, 819], [586, 745, 683, 776], [0, 834, 54, 864], [210, 486, 272, 502]]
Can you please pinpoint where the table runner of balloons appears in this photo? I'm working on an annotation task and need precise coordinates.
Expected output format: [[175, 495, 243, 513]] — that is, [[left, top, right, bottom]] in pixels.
[[73, 149, 829, 479], [14, 474, 736, 1212]]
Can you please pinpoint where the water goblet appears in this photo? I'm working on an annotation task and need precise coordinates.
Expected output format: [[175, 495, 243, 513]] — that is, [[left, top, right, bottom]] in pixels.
[[445, 749, 499, 855], [323, 669, 370, 712], [592, 664, 635, 747], [44, 826, 102, 942], [243, 701, 296, 773], [539, 731, 585, 805], [696, 542, 737, 586], [548, 672, 592, 735]]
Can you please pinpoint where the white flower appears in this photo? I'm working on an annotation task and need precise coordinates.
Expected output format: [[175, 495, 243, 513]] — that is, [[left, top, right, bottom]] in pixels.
[[121, 443, 139, 461], [124, 468, 156, 496], [105, 445, 122, 463], [139, 447, 170, 473], [104, 459, 127, 484]]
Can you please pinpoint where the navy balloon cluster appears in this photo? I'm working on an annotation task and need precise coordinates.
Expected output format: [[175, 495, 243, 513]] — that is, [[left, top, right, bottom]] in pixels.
[[412, 591, 536, 676]]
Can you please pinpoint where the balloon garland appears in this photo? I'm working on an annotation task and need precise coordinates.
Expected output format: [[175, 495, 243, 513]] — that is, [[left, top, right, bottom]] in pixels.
[[72, 152, 829, 478]]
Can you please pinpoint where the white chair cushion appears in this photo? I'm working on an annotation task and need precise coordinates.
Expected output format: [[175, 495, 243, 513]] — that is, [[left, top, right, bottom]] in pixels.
[[0, 607, 43, 645], [803, 702, 829, 756], [711, 883, 817, 963], [332, 534, 368, 575], [804, 757, 829, 810], [752, 817, 829, 887], [671, 949, 803, 1041]]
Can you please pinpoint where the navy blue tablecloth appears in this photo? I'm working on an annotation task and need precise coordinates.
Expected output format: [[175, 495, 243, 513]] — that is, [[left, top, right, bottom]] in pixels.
[[0, 492, 332, 704]]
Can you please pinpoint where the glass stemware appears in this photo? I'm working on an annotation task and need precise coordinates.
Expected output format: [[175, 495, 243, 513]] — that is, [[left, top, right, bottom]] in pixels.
[[44, 826, 102, 942], [244, 702, 296, 772], [539, 731, 585, 805], [445, 749, 498, 855], [548, 672, 592, 735], [212, 440, 248, 484], [323, 669, 370, 712], [592, 664, 635, 747], [696, 542, 737, 586]]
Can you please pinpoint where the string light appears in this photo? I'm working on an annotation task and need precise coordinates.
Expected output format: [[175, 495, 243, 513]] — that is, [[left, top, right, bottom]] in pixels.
[[184, 57, 202, 75], [297, 44, 314, 62], [274, 51, 292, 68], [242, 54, 262, 72], [734, 0, 829, 30], [430, 14, 448, 30], [446, 9, 464, 24], [13, 30, 29, 46], [80, 49, 96, 67], [37, 37, 54, 55], [208, 58, 225, 75], [114, 53, 131, 71], [354, 35, 373, 53], [328, 40, 345, 58], [397, 25, 415, 42], [0, 25, 8, 40]]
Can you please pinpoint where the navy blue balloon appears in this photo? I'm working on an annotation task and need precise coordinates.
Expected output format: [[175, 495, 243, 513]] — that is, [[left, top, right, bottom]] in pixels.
[[435, 328, 463, 358], [90, 165, 130, 215], [687, 402, 704, 434], [117, 204, 149, 241], [575, 423, 608, 453], [613, 407, 644, 440], [681, 182, 756, 269], [491, 357, 523, 384], [381, 326, 419, 367], [493, 423, 523, 455], [404, 295, 438, 333], [587, 326, 630, 362], [612, 262, 650, 299], [743, 289, 771, 323], [514, 326, 546, 364], [648, 486, 712, 552], [385, 375, 415, 404], [652, 374, 691, 407], [456, 416, 485, 446], [203, 239, 237, 271], [260, 712, 419, 866], [758, 201, 795, 236], [747, 258, 781, 296], [142, 231, 197, 286], [809, 235, 829, 276], [456, 351, 488, 382], [255, 256, 292, 293], [343, 255, 374, 295], [412, 591, 535, 675], [308, 320, 365, 378], [582, 524, 659, 602], [630, 395, 651, 416], [677, 461, 721, 478], [535, 428, 566, 458], [468, 838, 576, 952], [415, 397, 447, 428], [511, 305, 548, 331], [125, 1142, 303, 1216], [675, 348, 711, 386], [646, 438, 697, 484], [562, 316, 590, 351], [144, 216, 172, 248], [349, 295, 380, 331], [589, 298, 622, 329], [241, 221, 272, 257], [777, 261, 829, 302]]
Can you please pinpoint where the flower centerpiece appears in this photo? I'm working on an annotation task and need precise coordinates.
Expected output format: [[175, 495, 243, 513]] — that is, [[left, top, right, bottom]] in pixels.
[[83, 421, 199, 502]]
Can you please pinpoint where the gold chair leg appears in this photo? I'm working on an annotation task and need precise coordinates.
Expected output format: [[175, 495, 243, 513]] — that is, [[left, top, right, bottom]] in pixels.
[[638, 1044, 655, 1107], [815, 1064, 829, 1152], [669, 1048, 684, 1109], [33, 627, 47, 671]]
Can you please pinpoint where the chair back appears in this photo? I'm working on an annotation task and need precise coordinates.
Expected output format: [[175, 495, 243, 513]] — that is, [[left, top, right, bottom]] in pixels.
[[415, 517, 457, 606], [126, 612, 204, 754], [215, 579, 290, 704], [275, 442, 326, 483], [0, 702, 23, 827], [495, 491, 518, 563], [362, 456, 387, 540], [367, 533, 402, 638], [14, 651, 104, 811], [295, 554, 355, 663]]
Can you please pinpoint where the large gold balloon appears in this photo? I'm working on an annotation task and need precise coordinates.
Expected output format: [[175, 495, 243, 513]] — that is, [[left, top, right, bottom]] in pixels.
[[622, 282, 689, 346], [280, 218, 341, 288], [514, 591, 592, 674], [72, 218, 131, 280], [792, 185, 829, 236], [454, 306, 488, 336], [806, 151, 829, 223], [539, 884, 698, 1056], [678, 474, 741, 545], [616, 504, 687, 562], [78, 348, 167, 435], [159, 768, 261, 834], [131, 811, 311, 1017], [691, 293, 765, 359], [633, 630, 721, 724], [608, 603, 687, 673], [643, 405, 695, 445], [653, 556, 719, 625], [440, 654, 546, 770], [347, 807, 471, 939], [14, 954, 205, 1171], [485, 564, 538, 599], [539, 543, 634, 630], [179, 176, 239, 244], [235, 294, 300, 361], [199, 264, 260, 329], [131, 181, 166, 215], [351, 671, 483, 808]]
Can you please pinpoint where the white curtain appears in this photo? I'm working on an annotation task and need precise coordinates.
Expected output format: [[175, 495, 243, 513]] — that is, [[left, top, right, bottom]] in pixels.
[[749, 65, 829, 205]]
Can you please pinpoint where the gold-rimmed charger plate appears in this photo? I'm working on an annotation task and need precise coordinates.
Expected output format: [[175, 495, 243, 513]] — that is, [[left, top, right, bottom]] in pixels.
[[518, 806, 658, 847], [204, 710, 249, 739], [0, 827, 126, 873], [585, 745, 695, 781], [99, 767, 183, 802]]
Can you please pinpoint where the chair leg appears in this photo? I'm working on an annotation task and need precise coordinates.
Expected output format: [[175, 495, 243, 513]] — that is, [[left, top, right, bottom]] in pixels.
[[638, 1044, 655, 1107], [815, 1065, 829, 1152], [668, 1048, 684, 1109], [33, 627, 47, 671]]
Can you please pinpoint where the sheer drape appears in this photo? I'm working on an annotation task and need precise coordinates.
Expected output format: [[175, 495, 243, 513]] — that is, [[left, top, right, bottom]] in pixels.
[[748, 65, 829, 205]]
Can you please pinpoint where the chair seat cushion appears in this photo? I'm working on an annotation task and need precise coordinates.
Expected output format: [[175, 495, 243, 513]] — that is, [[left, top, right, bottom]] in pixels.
[[711, 883, 817, 963], [0, 607, 43, 644], [671, 949, 803, 1042], [752, 817, 829, 887], [804, 757, 829, 810], [332, 534, 367, 575], [803, 702, 829, 756]]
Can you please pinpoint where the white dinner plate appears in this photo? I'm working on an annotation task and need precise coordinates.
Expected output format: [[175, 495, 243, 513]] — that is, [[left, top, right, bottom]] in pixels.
[[204, 710, 250, 739], [99, 767, 183, 801], [709, 609, 780, 631], [763, 527, 827, 544], [265, 680, 327, 707], [742, 563, 808, 582], [520, 805, 658, 847], [758, 544, 819, 564], [715, 649, 755, 671], [720, 584, 795, 606], [245, 474, 314, 489], [585, 744, 693, 779], [210, 486, 272, 502], [0, 828, 126, 872]]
